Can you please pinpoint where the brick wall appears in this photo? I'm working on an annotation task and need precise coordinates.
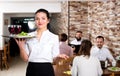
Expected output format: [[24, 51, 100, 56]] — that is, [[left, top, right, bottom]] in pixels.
[[50, 1, 120, 52], [68, 0, 120, 52], [68, 1, 89, 41]]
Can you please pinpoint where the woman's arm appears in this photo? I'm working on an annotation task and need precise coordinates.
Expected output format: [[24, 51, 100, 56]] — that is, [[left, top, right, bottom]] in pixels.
[[52, 35, 69, 62], [15, 38, 29, 62]]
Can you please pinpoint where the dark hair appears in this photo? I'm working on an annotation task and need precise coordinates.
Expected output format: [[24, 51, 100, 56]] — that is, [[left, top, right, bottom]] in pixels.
[[76, 31, 82, 34], [96, 36, 104, 41], [35, 8, 50, 19], [78, 39, 92, 57], [59, 33, 67, 42]]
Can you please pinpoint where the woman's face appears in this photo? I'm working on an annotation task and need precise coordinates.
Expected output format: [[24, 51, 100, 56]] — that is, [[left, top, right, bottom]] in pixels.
[[35, 12, 49, 30]]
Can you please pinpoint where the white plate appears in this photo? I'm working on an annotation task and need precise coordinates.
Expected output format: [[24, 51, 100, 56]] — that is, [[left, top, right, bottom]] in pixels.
[[2, 35, 35, 38], [107, 67, 120, 72], [14, 35, 36, 38]]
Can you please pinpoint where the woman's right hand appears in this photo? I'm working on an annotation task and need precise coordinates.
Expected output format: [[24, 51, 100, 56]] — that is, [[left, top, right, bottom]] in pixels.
[[15, 38, 29, 62], [15, 38, 26, 48]]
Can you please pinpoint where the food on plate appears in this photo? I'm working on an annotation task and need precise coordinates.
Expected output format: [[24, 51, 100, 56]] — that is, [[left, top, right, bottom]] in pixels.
[[15, 31, 35, 38], [108, 67, 120, 71], [63, 71, 71, 75], [17, 31, 28, 36], [112, 67, 117, 70]]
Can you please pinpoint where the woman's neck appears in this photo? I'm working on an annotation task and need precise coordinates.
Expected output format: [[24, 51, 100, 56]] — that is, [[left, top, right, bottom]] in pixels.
[[37, 27, 47, 34], [36, 28, 47, 40]]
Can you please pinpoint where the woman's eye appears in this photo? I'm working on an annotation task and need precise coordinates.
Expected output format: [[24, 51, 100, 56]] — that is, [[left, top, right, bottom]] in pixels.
[[42, 17, 46, 20], [35, 18, 39, 20]]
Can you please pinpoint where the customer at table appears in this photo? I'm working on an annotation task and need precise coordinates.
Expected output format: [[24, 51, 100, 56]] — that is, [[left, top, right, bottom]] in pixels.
[[15, 8, 68, 76], [59, 33, 73, 57], [90, 36, 115, 63], [70, 31, 83, 54], [71, 39, 103, 76]]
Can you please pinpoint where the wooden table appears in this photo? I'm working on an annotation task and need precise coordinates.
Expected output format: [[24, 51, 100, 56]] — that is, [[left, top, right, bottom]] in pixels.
[[53, 58, 120, 76], [103, 68, 120, 76]]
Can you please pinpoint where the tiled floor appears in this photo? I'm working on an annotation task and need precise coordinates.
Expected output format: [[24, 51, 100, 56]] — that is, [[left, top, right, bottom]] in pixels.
[[0, 56, 27, 76]]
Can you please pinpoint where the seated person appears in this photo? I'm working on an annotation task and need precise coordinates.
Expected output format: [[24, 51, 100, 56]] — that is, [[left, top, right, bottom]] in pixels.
[[91, 36, 115, 66], [59, 33, 73, 57], [70, 31, 83, 54], [71, 40, 103, 76]]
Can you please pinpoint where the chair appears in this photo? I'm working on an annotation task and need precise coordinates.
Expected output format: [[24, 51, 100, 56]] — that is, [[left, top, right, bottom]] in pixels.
[[110, 73, 114, 76], [57, 57, 74, 66], [2, 43, 10, 70]]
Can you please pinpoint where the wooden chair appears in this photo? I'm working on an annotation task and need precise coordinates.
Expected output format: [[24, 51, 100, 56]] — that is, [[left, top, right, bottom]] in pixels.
[[56, 57, 74, 66], [2, 43, 10, 70], [110, 73, 114, 76]]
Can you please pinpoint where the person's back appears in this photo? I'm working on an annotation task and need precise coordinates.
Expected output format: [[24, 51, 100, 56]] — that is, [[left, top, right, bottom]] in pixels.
[[59, 33, 73, 57], [59, 42, 73, 57], [72, 56, 102, 76], [71, 40, 103, 76]]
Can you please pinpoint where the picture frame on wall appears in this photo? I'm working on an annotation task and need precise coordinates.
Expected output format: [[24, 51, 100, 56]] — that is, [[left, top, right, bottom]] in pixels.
[[4, 19, 8, 25]]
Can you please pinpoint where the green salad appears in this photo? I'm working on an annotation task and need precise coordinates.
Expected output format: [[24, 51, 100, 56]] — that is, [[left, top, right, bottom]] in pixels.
[[17, 31, 28, 36], [111, 67, 120, 71], [111, 67, 117, 70]]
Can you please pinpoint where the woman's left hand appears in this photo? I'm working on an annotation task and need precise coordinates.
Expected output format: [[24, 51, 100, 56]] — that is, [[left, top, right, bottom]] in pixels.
[[58, 54, 69, 60]]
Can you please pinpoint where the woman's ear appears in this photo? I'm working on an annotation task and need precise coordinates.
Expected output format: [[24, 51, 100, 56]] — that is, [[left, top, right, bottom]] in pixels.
[[47, 19, 50, 24]]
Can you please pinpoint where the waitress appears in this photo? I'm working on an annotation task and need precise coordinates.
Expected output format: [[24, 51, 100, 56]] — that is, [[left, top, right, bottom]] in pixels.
[[15, 8, 68, 76]]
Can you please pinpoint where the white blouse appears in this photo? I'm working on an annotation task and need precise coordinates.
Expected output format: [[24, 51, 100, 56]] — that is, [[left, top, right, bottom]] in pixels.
[[25, 30, 59, 63], [71, 55, 103, 76]]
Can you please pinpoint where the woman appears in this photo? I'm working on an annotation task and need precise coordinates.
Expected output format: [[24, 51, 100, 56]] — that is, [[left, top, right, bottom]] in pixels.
[[71, 40, 103, 76], [15, 8, 68, 76]]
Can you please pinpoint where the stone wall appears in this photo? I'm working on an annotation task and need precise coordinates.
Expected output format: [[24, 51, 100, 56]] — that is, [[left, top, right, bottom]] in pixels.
[[68, 0, 120, 52], [88, 0, 120, 51], [50, 1, 68, 35], [68, 1, 89, 41]]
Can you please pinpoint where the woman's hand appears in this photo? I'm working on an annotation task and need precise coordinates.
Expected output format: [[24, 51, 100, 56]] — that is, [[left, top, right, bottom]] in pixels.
[[57, 54, 69, 60], [15, 38, 26, 48], [15, 38, 28, 62]]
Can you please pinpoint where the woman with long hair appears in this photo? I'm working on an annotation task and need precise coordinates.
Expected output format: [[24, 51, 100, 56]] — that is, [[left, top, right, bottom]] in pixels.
[[71, 39, 103, 76]]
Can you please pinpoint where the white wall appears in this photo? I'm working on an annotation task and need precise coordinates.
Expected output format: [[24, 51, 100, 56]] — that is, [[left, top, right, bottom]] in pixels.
[[0, 1, 61, 49]]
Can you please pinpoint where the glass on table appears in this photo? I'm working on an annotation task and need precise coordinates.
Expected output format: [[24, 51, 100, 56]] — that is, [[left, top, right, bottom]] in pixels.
[[71, 45, 75, 51], [112, 61, 116, 67]]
